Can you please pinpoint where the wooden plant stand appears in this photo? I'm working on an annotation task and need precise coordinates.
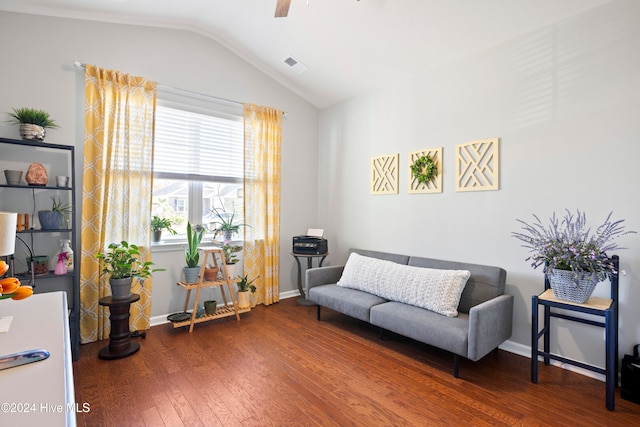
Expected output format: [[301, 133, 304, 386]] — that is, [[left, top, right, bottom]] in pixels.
[[173, 247, 249, 332]]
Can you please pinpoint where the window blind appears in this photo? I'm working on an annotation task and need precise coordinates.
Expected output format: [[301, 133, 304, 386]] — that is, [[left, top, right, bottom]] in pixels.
[[154, 105, 243, 182]]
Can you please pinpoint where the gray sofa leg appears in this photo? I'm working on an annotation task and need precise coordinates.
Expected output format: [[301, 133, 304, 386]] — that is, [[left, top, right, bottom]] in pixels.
[[453, 354, 459, 378], [316, 305, 321, 321]]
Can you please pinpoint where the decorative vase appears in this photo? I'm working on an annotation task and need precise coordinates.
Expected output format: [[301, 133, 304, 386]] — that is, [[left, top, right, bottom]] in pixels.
[[204, 300, 217, 315], [204, 266, 219, 282], [38, 211, 63, 230], [237, 290, 251, 309], [547, 270, 600, 303], [152, 230, 162, 243], [4, 170, 23, 185], [110, 277, 132, 300], [183, 266, 201, 283], [19, 123, 46, 141]]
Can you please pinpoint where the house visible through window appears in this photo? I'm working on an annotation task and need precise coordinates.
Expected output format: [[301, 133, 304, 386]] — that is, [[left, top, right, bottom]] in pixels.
[[152, 101, 244, 241]]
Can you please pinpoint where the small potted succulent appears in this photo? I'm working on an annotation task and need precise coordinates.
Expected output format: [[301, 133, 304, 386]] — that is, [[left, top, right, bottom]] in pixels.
[[204, 263, 220, 282], [6, 107, 59, 141]]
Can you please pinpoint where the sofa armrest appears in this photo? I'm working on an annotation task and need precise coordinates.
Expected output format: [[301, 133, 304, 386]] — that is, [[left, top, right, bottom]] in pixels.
[[467, 294, 514, 361], [305, 265, 345, 295]]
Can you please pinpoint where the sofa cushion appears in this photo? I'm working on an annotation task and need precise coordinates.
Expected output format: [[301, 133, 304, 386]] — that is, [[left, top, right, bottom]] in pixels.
[[308, 284, 388, 322], [370, 301, 470, 356], [337, 253, 470, 317]]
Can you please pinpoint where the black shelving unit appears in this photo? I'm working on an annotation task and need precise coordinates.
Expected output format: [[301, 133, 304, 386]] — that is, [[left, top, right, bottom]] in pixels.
[[0, 136, 80, 360]]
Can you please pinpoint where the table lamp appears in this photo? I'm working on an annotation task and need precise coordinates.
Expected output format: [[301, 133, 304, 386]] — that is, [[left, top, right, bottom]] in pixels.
[[0, 212, 34, 282], [0, 212, 18, 260]]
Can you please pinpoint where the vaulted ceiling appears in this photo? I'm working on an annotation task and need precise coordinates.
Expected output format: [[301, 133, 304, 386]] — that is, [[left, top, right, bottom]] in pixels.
[[0, 0, 609, 108]]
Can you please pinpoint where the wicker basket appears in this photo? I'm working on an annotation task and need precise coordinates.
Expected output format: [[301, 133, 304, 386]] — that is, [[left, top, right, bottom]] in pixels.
[[547, 270, 600, 303]]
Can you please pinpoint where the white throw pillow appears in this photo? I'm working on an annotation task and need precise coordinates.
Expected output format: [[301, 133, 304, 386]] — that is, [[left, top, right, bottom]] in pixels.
[[337, 252, 470, 317]]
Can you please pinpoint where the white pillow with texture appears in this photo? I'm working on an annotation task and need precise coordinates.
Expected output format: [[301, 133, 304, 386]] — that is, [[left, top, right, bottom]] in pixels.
[[337, 252, 470, 317]]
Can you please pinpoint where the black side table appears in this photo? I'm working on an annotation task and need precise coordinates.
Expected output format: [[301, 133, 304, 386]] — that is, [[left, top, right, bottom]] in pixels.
[[292, 252, 328, 305], [98, 293, 140, 360]]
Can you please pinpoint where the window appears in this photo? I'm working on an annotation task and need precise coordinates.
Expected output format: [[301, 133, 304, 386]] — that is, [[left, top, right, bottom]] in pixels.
[[152, 100, 244, 241]]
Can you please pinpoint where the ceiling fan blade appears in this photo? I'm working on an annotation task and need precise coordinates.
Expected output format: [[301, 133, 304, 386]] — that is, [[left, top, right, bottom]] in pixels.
[[275, 0, 291, 18]]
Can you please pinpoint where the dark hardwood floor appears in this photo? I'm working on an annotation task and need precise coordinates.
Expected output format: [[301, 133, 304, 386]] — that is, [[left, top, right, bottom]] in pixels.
[[73, 298, 640, 426]]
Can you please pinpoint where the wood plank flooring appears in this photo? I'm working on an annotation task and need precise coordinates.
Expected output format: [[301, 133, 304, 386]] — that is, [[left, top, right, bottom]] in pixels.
[[73, 298, 640, 426]]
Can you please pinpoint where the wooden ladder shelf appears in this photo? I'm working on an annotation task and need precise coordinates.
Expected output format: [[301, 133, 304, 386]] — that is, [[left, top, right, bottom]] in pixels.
[[173, 247, 249, 332]]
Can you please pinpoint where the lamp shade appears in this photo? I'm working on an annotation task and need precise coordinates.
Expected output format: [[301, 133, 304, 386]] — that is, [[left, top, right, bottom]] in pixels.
[[0, 212, 18, 257]]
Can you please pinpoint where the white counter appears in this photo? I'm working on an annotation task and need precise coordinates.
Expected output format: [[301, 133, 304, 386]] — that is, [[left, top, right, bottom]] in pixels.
[[0, 291, 76, 426]]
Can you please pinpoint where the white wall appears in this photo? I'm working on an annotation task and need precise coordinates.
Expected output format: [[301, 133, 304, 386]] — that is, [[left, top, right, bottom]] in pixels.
[[317, 0, 640, 369], [0, 12, 319, 317]]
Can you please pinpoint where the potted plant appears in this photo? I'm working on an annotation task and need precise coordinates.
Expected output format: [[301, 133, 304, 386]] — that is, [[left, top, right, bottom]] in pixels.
[[210, 206, 249, 241], [95, 241, 163, 299], [6, 107, 59, 141], [222, 243, 242, 278], [204, 263, 219, 282], [151, 215, 177, 242], [38, 196, 71, 230], [183, 222, 205, 283], [203, 298, 217, 316], [512, 209, 635, 303], [236, 274, 258, 309]]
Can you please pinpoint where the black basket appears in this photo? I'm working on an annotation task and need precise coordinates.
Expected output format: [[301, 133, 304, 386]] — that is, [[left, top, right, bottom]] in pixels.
[[621, 344, 640, 404]]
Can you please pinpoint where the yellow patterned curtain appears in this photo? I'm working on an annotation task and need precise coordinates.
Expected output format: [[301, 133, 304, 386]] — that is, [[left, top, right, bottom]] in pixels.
[[80, 64, 157, 343], [243, 104, 282, 306]]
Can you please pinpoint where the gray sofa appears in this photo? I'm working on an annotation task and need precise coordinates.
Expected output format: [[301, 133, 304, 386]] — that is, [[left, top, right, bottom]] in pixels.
[[305, 249, 513, 377]]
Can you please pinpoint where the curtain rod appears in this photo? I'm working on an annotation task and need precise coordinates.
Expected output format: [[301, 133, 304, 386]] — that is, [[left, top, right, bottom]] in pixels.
[[73, 61, 287, 116]]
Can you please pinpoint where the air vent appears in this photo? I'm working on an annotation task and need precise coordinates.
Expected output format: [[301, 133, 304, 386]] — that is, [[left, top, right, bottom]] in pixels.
[[283, 56, 308, 74]]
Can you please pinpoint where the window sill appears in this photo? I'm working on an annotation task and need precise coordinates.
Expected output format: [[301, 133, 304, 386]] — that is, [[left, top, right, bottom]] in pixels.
[[151, 241, 185, 253]]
